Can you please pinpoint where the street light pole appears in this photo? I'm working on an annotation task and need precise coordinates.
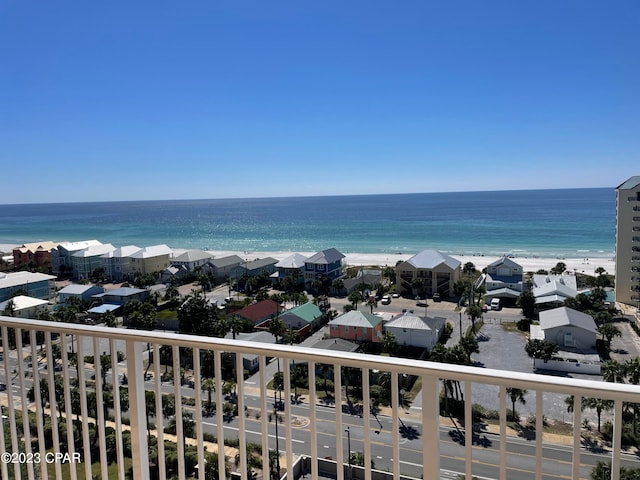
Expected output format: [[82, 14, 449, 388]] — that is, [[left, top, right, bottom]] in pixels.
[[274, 390, 281, 478], [345, 426, 351, 480]]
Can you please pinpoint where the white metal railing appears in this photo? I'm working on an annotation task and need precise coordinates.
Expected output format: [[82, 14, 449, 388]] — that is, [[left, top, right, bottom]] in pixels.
[[1, 315, 640, 480]]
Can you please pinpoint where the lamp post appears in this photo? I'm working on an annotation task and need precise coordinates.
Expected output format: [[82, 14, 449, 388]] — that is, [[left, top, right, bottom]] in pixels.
[[274, 390, 281, 478], [345, 426, 351, 480]]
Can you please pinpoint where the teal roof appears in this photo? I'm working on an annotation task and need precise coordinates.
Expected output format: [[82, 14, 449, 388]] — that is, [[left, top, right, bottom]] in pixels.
[[285, 302, 322, 322]]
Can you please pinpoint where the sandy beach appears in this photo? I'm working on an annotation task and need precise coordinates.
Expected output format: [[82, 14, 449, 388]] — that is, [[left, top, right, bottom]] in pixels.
[[0, 243, 615, 277]]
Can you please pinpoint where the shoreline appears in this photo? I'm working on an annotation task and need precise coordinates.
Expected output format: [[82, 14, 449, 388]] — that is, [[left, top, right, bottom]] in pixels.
[[1, 243, 616, 277]]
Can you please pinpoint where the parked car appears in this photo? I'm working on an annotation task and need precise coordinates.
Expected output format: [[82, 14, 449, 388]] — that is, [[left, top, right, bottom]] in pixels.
[[381, 295, 391, 305], [432, 293, 441, 302], [391, 293, 400, 298]]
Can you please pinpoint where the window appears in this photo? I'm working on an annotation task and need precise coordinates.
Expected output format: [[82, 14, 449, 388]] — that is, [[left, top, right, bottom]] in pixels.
[[344, 326, 349, 333]]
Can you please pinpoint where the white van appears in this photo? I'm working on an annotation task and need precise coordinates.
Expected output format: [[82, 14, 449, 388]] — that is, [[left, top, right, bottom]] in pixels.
[[490, 298, 501, 310]]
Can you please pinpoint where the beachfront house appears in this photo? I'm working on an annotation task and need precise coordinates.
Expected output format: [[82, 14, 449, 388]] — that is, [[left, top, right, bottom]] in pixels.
[[71, 243, 116, 280], [101, 245, 142, 282], [272, 253, 307, 287], [532, 274, 579, 307], [12, 241, 58, 270], [51, 240, 103, 275], [129, 244, 173, 278], [229, 258, 278, 289], [171, 249, 214, 271], [304, 248, 345, 289], [205, 255, 244, 283], [328, 310, 384, 343], [483, 256, 525, 305], [396, 249, 461, 298], [384, 311, 445, 351], [0, 271, 56, 302], [535, 306, 597, 349]]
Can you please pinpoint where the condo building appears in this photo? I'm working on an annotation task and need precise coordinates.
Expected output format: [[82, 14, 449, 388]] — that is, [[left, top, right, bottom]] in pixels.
[[615, 176, 640, 307]]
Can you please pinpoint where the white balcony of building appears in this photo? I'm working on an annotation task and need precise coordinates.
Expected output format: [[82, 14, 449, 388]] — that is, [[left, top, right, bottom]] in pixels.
[[1, 315, 639, 480]]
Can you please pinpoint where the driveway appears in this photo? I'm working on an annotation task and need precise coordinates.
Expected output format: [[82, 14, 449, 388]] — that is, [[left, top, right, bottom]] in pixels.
[[468, 321, 603, 425]]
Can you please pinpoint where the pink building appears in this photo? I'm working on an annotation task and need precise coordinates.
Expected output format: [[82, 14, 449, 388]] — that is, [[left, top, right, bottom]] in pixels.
[[328, 310, 384, 343]]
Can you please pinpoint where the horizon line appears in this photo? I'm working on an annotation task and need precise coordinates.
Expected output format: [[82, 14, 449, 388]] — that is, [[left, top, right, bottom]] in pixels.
[[0, 185, 614, 208]]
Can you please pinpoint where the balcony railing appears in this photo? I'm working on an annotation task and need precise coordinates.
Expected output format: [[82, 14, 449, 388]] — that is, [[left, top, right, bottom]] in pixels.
[[1, 315, 640, 480]]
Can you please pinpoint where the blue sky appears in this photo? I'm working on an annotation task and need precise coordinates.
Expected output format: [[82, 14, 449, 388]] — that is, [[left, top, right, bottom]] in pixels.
[[1, 1, 638, 204]]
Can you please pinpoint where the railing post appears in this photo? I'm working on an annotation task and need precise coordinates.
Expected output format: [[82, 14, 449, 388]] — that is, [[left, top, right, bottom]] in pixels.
[[126, 339, 149, 479]]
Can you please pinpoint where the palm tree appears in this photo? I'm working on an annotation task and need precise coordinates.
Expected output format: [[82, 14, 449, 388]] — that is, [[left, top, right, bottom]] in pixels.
[[465, 304, 483, 334], [626, 358, 640, 433], [506, 388, 527, 422], [583, 397, 614, 433], [459, 335, 479, 364], [382, 331, 399, 356], [202, 377, 216, 413], [598, 323, 621, 348], [348, 291, 362, 309], [601, 359, 626, 384]]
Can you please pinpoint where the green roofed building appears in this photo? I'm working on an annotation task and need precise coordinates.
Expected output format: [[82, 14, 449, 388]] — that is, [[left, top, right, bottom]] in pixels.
[[280, 302, 323, 337]]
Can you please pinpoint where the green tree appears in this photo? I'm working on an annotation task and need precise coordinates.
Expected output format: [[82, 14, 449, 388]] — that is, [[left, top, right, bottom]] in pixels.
[[550, 262, 567, 275], [459, 335, 479, 364], [517, 290, 536, 317], [202, 377, 216, 413], [103, 310, 118, 327], [598, 324, 621, 348], [348, 290, 362, 309], [382, 331, 399, 356], [178, 293, 217, 335], [524, 339, 559, 366], [465, 304, 483, 333], [506, 388, 527, 422]]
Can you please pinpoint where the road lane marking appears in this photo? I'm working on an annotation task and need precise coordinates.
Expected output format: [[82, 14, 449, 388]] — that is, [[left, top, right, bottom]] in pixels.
[[200, 422, 304, 444]]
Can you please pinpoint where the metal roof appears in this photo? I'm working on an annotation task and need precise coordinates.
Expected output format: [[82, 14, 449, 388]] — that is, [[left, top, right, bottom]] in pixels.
[[617, 176, 640, 190], [405, 249, 460, 270], [539, 306, 597, 333], [329, 310, 383, 328], [305, 248, 345, 265], [275, 253, 308, 269]]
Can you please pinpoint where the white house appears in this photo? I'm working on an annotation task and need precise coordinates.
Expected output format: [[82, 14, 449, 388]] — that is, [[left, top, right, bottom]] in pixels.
[[0, 295, 51, 318], [536, 306, 598, 349], [532, 274, 579, 306], [383, 312, 445, 351], [484, 256, 524, 303]]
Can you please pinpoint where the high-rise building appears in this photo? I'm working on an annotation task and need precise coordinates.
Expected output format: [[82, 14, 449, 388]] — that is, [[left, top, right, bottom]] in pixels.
[[615, 176, 640, 307]]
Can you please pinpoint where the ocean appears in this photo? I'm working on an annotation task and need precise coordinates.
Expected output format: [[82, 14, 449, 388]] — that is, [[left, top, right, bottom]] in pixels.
[[0, 188, 615, 259]]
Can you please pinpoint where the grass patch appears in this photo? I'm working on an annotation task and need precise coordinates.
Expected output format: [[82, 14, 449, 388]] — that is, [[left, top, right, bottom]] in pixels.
[[501, 321, 521, 333], [156, 309, 178, 321]]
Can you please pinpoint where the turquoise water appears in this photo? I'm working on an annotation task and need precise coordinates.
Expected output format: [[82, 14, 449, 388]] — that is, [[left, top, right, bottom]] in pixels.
[[0, 188, 616, 258]]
